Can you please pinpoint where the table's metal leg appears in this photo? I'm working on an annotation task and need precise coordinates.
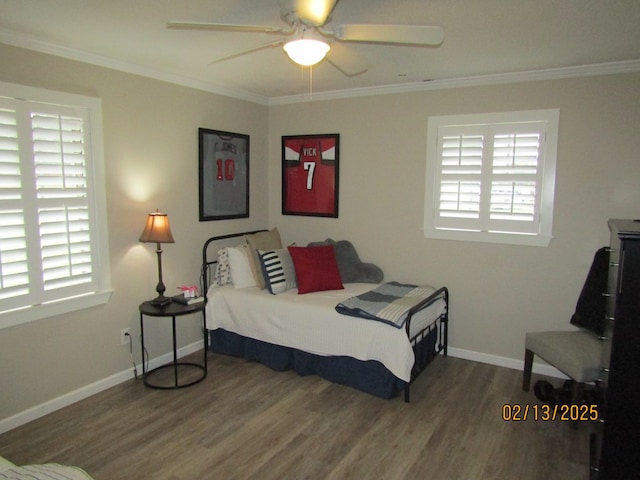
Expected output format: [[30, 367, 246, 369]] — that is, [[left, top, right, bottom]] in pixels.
[[172, 316, 178, 387], [202, 311, 208, 375], [140, 313, 145, 376]]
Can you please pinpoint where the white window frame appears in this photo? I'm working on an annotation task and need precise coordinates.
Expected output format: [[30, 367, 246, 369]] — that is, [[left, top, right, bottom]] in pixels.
[[0, 81, 112, 329], [424, 109, 559, 247]]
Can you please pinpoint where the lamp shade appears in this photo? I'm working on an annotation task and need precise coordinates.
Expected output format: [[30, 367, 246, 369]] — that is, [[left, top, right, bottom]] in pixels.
[[283, 38, 330, 66], [139, 210, 175, 244]]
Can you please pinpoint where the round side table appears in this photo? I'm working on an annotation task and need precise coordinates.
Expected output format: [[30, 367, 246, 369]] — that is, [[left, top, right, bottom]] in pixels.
[[139, 300, 208, 389]]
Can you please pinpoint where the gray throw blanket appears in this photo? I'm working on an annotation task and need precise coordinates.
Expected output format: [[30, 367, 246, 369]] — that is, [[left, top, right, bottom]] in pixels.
[[335, 282, 436, 329]]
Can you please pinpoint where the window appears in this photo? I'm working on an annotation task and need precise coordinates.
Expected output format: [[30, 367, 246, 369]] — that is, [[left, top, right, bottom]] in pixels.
[[0, 81, 111, 329], [424, 109, 559, 246]]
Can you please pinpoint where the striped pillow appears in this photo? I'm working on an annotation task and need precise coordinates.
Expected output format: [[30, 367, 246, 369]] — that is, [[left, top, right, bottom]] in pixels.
[[258, 249, 297, 295]]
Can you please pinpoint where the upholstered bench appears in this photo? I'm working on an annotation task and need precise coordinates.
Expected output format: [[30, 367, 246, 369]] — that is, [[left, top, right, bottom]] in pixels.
[[523, 330, 602, 403]]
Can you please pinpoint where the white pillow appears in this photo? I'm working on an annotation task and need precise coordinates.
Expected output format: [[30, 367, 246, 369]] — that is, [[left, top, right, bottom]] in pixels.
[[227, 244, 257, 288]]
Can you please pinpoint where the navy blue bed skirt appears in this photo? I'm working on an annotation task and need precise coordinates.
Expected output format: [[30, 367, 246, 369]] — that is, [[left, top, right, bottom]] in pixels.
[[209, 329, 406, 399]]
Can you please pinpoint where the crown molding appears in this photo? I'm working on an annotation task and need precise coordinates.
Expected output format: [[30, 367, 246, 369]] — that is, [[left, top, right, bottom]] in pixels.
[[2, 27, 638, 107], [269, 59, 640, 105], [0, 27, 271, 105]]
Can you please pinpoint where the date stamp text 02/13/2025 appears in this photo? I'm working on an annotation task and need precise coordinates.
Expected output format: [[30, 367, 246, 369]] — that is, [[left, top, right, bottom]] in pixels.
[[502, 404, 599, 422]]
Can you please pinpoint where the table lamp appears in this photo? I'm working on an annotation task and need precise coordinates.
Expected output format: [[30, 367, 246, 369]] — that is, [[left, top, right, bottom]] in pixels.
[[139, 209, 175, 305]]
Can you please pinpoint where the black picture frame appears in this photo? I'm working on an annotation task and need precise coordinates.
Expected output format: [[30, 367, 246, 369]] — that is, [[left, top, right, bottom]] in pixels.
[[199, 128, 249, 221], [282, 133, 339, 218]]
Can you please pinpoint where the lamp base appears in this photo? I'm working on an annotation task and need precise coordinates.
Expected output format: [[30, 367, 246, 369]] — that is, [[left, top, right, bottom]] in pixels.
[[149, 294, 172, 306]]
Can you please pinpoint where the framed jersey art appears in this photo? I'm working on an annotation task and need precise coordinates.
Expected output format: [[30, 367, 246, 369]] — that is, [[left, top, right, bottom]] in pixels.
[[282, 134, 339, 217], [199, 128, 249, 221]]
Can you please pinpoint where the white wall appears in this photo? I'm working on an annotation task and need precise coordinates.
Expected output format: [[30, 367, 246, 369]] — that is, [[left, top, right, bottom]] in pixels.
[[0, 44, 269, 425], [268, 73, 640, 363]]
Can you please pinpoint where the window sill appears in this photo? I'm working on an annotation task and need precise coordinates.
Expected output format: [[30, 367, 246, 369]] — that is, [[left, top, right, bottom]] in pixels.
[[424, 228, 553, 247], [0, 290, 114, 330]]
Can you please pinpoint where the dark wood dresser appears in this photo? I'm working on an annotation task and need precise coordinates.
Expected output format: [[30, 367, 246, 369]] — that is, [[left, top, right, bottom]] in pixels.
[[591, 219, 640, 479]]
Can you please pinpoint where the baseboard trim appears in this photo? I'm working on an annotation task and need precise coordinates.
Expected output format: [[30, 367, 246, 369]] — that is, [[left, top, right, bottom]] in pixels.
[[447, 346, 569, 379], [1, 341, 566, 434], [0, 340, 204, 435]]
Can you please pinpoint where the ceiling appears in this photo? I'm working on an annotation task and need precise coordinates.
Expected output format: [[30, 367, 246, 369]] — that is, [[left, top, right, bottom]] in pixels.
[[1, 0, 639, 104]]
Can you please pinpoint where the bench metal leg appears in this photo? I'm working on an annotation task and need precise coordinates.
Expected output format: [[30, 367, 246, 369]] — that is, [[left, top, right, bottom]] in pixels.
[[523, 349, 534, 391]]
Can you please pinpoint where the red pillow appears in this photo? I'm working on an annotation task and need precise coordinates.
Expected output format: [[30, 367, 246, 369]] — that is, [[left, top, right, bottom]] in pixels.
[[287, 245, 344, 294]]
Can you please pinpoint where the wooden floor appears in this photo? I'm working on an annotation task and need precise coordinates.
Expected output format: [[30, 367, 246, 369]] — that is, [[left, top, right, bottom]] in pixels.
[[0, 351, 590, 479]]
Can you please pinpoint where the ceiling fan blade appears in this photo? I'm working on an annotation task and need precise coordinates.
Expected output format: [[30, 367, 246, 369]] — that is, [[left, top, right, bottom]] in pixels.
[[209, 40, 285, 65], [325, 42, 368, 77], [279, 0, 340, 27], [167, 21, 292, 35], [332, 24, 444, 46]]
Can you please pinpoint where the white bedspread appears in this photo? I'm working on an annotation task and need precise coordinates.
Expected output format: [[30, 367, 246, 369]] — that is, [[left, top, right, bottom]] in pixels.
[[206, 283, 446, 382]]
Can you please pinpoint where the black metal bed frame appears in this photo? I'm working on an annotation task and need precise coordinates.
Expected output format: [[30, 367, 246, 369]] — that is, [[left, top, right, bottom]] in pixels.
[[403, 286, 449, 402], [201, 230, 449, 403]]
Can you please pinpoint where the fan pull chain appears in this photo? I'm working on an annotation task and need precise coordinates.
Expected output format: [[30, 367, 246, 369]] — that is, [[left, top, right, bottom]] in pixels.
[[298, 65, 314, 104]]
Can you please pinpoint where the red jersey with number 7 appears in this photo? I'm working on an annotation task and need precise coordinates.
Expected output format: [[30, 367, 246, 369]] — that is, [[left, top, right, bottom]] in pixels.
[[283, 136, 337, 215]]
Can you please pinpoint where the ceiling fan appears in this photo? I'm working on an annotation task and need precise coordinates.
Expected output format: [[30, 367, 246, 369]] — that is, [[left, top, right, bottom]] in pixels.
[[167, 0, 444, 77]]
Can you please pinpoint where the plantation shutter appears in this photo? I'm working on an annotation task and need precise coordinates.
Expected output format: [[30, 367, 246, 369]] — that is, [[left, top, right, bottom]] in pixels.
[[488, 122, 545, 234], [0, 97, 97, 310], [434, 125, 485, 232], [0, 101, 30, 309], [433, 121, 546, 236]]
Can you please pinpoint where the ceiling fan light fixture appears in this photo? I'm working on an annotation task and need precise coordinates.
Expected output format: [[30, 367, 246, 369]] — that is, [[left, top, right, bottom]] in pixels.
[[283, 38, 330, 66]]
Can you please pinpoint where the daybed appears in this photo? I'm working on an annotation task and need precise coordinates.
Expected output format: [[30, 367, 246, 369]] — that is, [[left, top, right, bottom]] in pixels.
[[201, 229, 448, 402]]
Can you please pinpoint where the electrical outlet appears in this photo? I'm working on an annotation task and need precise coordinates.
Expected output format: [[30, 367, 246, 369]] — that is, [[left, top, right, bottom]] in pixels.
[[120, 328, 130, 345]]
